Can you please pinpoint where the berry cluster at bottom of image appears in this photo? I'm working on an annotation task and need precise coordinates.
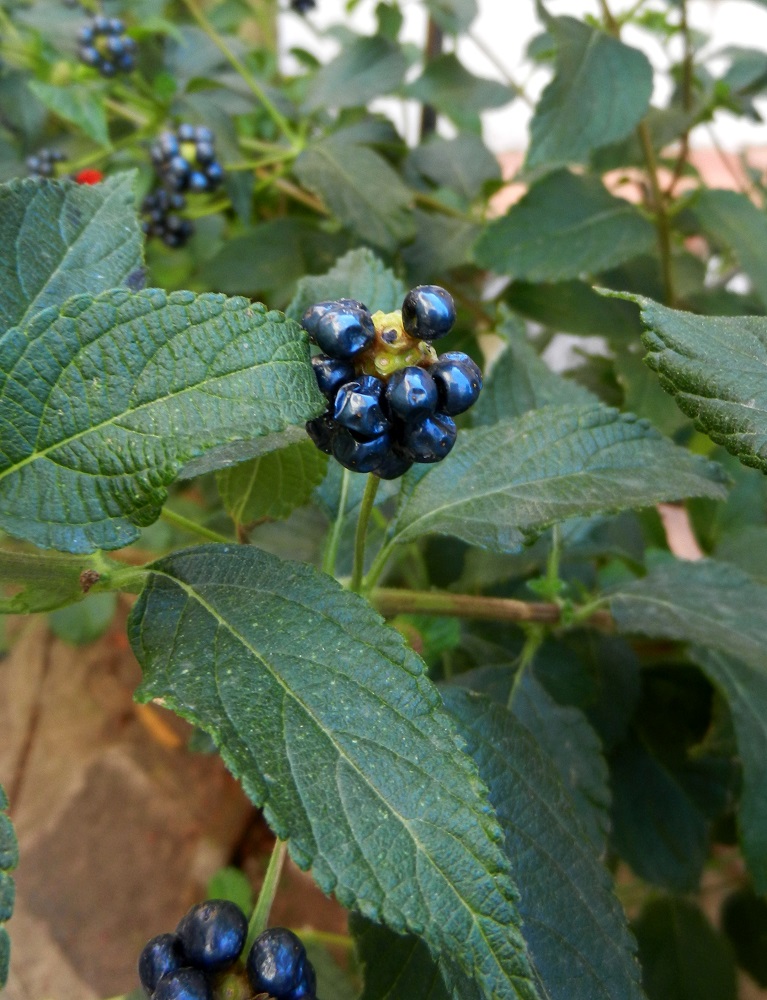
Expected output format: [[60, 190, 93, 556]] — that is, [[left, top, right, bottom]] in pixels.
[[77, 15, 137, 76], [139, 900, 319, 1000], [303, 285, 482, 478]]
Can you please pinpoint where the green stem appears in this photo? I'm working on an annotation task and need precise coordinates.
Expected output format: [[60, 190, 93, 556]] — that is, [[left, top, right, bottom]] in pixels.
[[246, 838, 288, 951], [507, 626, 544, 709], [322, 467, 351, 577], [104, 97, 149, 127], [160, 507, 232, 545], [362, 537, 398, 593], [350, 475, 381, 593], [371, 587, 615, 630], [178, 0, 299, 148], [466, 30, 532, 105]]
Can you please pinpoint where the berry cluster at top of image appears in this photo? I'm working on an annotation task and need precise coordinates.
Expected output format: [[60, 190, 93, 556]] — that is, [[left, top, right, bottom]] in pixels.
[[139, 900, 318, 1000], [304, 285, 482, 479], [77, 15, 137, 76]]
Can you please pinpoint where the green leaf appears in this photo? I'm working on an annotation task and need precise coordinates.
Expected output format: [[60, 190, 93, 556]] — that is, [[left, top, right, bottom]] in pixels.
[[443, 689, 645, 1000], [472, 315, 596, 425], [407, 134, 501, 201], [0, 783, 17, 991], [610, 557, 767, 890], [406, 55, 514, 131], [525, 17, 653, 174], [506, 280, 644, 340], [49, 591, 117, 644], [0, 547, 109, 613], [206, 866, 254, 914], [351, 920, 453, 1000], [402, 211, 479, 283], [423, 0, 477, 33], [474, 170, 655, 280], [303, 36, 408, 111], [286, 248, 407, 323], [691, 189, 767, 307], [294, 140, 414, 252], [0, 290, 324, 553], [0, 173, 143, 335], [216, 441, 328, 525], [391, 404, 728, 552], [633, 896, 737, 1000], [610, 731, 710, 891], [689, 647, 767, 894], [27, 81, 110, 146], [130, 545, 538, 1000], [616, 292, 767, 473], [721, 887, 767, 987]]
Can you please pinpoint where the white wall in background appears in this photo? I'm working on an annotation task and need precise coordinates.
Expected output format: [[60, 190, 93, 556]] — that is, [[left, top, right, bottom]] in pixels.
[[279, 0, 767, 151]]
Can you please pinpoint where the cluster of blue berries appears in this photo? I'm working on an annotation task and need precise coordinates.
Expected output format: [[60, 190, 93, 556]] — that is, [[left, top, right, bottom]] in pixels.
[[139, 900, 318, 1000], [303, 285, 482, 478], [77, 15, 137, 76], [141, 190, 194, 249], [150, 125, 224, 195], [25, 148, 66, 178]]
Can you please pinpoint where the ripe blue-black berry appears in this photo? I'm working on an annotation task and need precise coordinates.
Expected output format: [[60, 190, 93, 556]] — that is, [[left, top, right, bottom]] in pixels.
[[401, 285, 456, 341], [141, 190, 194, 249], [438, 350, 482, 383], [313, 305, 375, 360], [430, 355, 482, 415], [77, 16, 136, 76], [246, 927, 315, 999], [306, 412, 337, 454], [385, 366, 438, 421], [300, 299, 368, 342], [333, 427, 391, 473], [401, 412, 457, 463], [175, 900, 247, 973], [151, 127, 224, 195], [333, 377, 389, 437], [138, 933, 186, 995], [152, 968, 212, 1000], [373, 447, 413, 480], [311, 355, 356, 399]]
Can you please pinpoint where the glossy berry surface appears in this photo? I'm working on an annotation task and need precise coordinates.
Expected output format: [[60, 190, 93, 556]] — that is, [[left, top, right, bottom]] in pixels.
[[175, 899, 247, 973], [373, 447, 413, 480], [138, 933, 186, 995], [385, 366, 438, 421], [77, 16, 136, 76], [333, 378, 389, 437], [246, 927, 313, 998], [438, 350, 482, 383], [311, 355, 356, 399], [333, 428, 391, 473], [152, 968, 212, 1000], [401, 285, 456, 341], [430, 356, 483, 415], [313, 305, 376, 360], [401, 412, 457, 463], [306, 412, 337, 454]]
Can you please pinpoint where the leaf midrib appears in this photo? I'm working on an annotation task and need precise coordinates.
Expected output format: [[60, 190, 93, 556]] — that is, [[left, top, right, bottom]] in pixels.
[[149, 566, 534, 998]]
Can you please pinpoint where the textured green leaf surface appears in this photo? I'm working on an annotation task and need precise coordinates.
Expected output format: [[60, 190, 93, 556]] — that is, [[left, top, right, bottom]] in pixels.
[[295, 140, 414, 251], [130, 546, 538, 1000], [443, 689, 645, 1000], [474, 170, 654, 280], [633, 896, 737, 1000], [0, 784, 17, 991], [303, 36, 408, 111], [216, 441, 328, 524], [407, 134, 501, 201], [525, 17, 653, 174], [286, 248, 407, 323], [692, 189, 767, 307], [0, 173, 143, 335], [610, 558, 767, 890], [27, 81, 110, 146], [406, 55, 514, 130], [0, 289, 324, 553], [391, 404, 728, 551], [626, 293, 767, 472], [352, 919, 453, 1000], [472, 316, 596, 425]]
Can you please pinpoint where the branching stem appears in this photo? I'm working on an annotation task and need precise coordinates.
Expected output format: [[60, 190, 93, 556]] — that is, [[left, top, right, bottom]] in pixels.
[[160, 507, 232, 545]]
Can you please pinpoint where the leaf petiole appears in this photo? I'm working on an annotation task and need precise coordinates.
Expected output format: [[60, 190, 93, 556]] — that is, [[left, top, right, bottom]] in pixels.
[[245, 838, 288, 952]]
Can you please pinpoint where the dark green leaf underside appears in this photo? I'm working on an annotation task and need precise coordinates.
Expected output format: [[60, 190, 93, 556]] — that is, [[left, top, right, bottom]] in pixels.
[[0, 289, 323, 553], [130, 545, 537, 1000], [392, 404, 728, 552]]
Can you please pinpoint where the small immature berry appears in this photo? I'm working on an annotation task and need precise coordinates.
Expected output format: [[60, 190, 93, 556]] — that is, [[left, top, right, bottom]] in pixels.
[[138, 933, 186, 995], [401, 284, 456, 341], [153, 968, 212, 1000], [175, 899, 247, 973], [73, 168, 104, 184]]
